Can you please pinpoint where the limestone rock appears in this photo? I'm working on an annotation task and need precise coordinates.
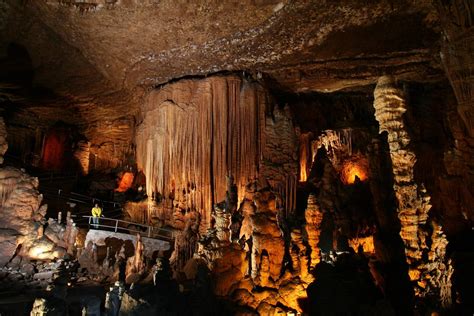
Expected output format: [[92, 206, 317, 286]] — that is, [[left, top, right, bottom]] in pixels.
[[373, 76, 453, 305], [136, 76, 265, 232], [0, 117, 7, 164], [304, 194, 323, 269]]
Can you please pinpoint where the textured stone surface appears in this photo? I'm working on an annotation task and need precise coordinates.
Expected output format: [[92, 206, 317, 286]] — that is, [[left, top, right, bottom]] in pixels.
[[0, 167, 78, 262], [304, 194, 323, 269], [137, 75, 298, 232], [1, 0, 442, 96], [0, 117, 7, 164], [373, 76, 452, 306], [84, 229, 170, 255]]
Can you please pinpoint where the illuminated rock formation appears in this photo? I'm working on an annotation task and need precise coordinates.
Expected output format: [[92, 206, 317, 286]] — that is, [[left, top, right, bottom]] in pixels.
[[125, 234, 146, 284], [250, 189, 285, 285], [373, 76, 452, 306], [298, 132, 313, 182], [0, 167, 60, 262], [304, 194, 323, 269], [259, 105, 299, 218], [137, 76, 298, 232], [136, 76, 264, 231]]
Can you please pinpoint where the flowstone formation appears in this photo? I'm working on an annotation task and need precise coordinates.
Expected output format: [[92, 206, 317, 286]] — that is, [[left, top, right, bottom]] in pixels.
[[373, 76, 453, 307]]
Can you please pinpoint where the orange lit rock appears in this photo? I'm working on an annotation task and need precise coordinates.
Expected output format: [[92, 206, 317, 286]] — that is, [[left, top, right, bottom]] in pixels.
[[348, 235, 375, 254], [115, 172, 134, 192], [341, 158, 368, 184], [304, 194, 323, 269], [298, 132, 313, 182], [250, 190, 284, 284]]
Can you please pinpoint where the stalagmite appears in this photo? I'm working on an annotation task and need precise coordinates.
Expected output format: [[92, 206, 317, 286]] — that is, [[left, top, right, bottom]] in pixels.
[[304, 194, 323, 269], [213, 203, 232, 243], [373, 76, 452, 304]]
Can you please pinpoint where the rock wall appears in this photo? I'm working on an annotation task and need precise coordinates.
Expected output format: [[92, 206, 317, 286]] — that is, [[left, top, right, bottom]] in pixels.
[[0, 117, 7, 164], [84, 114, 135, 173], [437, 0, 474, 233], [259, 104, 299, 218], [373, 76, 452, 307]]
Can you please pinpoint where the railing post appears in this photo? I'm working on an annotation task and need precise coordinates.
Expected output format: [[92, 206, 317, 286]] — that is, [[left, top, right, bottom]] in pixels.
[[147, 226, 151, 238], [115, 219, 118, 233], [88, 216, 91, 225]]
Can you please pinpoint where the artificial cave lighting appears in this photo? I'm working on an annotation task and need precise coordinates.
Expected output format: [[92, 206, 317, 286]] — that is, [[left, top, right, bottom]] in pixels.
[[341, 158, 368, 185]]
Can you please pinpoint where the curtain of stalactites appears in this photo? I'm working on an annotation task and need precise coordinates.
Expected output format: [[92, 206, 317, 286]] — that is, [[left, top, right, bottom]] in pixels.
[[136, 77, 263, 230]]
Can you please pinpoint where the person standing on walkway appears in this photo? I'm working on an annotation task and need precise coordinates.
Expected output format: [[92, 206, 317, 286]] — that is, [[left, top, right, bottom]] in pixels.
[[91, 203, 102, 229]]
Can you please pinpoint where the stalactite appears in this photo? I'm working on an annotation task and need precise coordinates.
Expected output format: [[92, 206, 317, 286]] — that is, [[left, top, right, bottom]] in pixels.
[[311, 128, 353, 170], [298, 132, 313, 182], [136, 77, 263, 231], [373, 76, 452, 305]]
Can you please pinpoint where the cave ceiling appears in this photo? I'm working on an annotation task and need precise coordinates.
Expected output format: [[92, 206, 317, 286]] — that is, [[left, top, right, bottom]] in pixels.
[[0, 0, 445, 105]]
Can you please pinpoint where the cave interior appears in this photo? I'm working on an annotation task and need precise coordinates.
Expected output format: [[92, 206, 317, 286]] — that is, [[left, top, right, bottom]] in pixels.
[[0, 1, 473, 315]]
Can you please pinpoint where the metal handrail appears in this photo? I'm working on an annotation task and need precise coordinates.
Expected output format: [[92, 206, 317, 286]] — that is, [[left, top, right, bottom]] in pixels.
[[83, 216, 176, 241]]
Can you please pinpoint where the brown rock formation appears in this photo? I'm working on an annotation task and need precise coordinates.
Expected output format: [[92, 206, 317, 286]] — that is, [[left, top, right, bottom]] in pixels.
[[0, 166, 79, 264], [136, 76, 265, 231], [250, 189, 285, 285], [3, 1, 442, 95], [259, 105, 299, 219], [137, 75, 298, 232], [0, 117, 7, 164], [373, 76, 452, 306], [304, 194, 323, 269]]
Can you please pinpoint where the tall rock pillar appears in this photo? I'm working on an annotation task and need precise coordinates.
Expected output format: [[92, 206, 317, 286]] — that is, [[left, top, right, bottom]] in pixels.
[[373, 76, 452, 307]]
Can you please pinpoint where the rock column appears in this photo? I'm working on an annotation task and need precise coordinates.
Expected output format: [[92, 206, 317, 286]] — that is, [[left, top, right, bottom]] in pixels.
[[214, 204, 231, 243], [373, 76, 452, 306], [304, 194, 323, 269]]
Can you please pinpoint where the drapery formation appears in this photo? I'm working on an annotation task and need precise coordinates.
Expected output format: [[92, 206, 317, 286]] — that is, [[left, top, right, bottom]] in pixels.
[[136, 76, 267, 229]]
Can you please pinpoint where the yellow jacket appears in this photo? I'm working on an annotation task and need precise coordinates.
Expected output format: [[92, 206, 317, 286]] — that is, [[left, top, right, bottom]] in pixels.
[[92, 206, 102, 217]]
